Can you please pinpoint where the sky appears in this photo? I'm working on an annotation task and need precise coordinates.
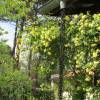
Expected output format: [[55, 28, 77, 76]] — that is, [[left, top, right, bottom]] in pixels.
[[0, 21, 15, 48]]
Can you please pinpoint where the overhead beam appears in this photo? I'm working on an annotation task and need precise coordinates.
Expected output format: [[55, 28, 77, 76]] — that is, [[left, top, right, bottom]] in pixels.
[[38, 0, 100, 16], [38, 0, 73, 15]]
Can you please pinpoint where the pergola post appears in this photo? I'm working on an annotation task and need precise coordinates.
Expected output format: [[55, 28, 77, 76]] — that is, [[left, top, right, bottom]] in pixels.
[[58, 0, 66, 100]]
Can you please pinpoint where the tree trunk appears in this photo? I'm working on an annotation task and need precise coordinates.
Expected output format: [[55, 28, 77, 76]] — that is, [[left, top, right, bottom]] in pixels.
[[28, 43, 32, 76], [16, 17, 25, 69], [12, 20, 18, 57]]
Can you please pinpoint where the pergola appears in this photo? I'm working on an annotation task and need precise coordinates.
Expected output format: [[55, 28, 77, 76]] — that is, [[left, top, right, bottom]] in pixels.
[[38, 0, 100, 100], [39, 0, 100, 16]]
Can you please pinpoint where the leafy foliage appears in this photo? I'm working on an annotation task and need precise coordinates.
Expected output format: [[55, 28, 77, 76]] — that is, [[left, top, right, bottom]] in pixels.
[[0, 0, 100, 99], [0, 70, 33, 100], [0, 42, 15, 72]]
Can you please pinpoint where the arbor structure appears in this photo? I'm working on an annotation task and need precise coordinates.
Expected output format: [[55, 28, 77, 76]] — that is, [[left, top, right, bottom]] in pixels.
[[39, 0, 100, 15], [38, 0, 100, 100], [0, 0, 100, 100]]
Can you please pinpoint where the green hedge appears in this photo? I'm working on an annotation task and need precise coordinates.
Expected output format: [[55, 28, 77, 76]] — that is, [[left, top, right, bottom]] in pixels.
[[72, 89, 86, 100], [33, 89, 55, 100], [0, 71, 33, 100]]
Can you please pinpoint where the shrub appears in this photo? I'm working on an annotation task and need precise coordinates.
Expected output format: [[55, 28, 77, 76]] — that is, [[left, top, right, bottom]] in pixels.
[[0, 70, 33, 100], [72, 89, 86, 100], [33, 88, 55, 100]]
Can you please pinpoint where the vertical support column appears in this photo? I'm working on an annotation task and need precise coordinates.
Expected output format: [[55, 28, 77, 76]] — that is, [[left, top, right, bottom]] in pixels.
[[58, 0, 66, 100]]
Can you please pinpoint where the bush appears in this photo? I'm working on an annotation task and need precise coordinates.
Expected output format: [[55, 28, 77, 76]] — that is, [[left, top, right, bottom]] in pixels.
[[33, 88, 55, 100], [72, 89, 86, 100], [0, 70, 33, 100]]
